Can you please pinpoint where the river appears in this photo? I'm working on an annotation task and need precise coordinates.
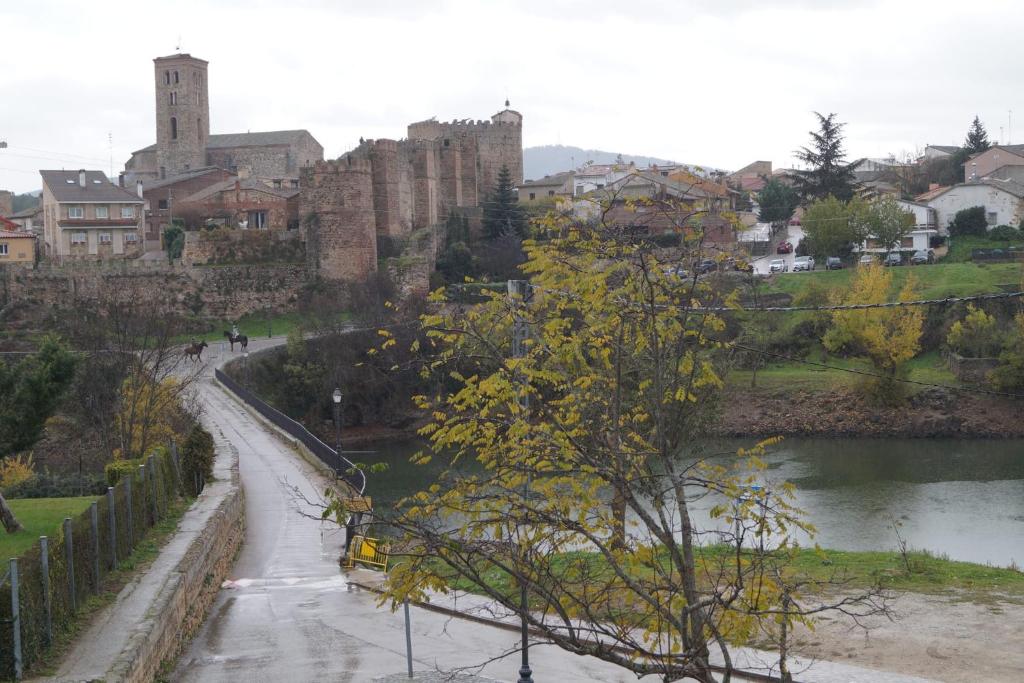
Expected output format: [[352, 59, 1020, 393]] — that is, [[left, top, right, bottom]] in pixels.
[[366, 437, 1024, 567]]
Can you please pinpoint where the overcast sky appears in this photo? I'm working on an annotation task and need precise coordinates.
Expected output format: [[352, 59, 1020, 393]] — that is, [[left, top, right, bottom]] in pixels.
[[1, 0, 1021, 192]]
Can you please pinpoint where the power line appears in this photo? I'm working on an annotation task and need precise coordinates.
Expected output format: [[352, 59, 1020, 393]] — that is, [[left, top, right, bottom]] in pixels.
[[732, 343, 1024, 399]]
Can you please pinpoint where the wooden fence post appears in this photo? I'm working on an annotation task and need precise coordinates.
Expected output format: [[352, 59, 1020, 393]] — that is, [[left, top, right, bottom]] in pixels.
[[106, 488, 117, 569], [170, 441, 183, 492], [63, 518, 76, 613], [9, 558, 22, 680], [40, 536, 52, 648], [89, 502, 100, 591], [138, 463, 148, 527], [148, 455, 159, 522], [125, 474, 134, 548]]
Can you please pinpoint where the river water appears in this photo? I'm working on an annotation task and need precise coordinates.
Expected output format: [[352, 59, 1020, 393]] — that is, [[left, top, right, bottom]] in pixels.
[[367, 437, 1024, 567]]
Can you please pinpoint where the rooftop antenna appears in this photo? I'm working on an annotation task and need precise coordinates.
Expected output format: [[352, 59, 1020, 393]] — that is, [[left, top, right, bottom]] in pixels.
[[175, 35, 182, 53]]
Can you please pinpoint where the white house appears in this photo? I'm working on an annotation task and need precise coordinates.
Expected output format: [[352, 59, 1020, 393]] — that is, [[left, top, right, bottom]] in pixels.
[[896, 199, 937, 229], [573, 163, 634, 196], [924, 178, 1024, 232], [857, 200, 936, 254]]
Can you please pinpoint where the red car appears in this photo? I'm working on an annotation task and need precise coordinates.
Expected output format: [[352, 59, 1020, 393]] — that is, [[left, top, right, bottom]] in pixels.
[[788, 217, 801, 226], [776, 241, 793, 254]]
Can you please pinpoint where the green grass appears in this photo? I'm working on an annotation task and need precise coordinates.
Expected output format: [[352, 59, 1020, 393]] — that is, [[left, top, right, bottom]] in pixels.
[[767, 261, 1023, 299], [178, 309, 351, 344], [942, 235, 1024, 263], [727, 350, 957, 392], [435, 545, 1024, 605], [0, 497, 95, 560]]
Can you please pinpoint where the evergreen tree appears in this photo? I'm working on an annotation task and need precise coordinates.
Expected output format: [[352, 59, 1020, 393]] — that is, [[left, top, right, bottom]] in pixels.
[[756, 178, 799, 234], [964, 115, 991, 154], [792, 112, 857, 203], [482, 165, 527, 240]]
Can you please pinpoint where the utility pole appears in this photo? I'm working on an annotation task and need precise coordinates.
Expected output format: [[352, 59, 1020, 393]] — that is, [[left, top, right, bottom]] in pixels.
[[508, 279, 534, 683]]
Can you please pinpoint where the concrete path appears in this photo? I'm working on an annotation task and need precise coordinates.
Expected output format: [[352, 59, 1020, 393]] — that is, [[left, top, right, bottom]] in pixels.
[[170, 337, 939, 683]]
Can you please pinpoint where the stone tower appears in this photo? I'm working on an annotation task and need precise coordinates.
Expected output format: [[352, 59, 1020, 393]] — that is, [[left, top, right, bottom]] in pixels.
[[154, 53, 210, 179], [300, 157, 378, 282]]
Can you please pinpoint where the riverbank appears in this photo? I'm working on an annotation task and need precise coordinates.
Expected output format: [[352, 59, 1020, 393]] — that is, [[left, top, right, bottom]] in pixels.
[[715, 385, 1024, 438]]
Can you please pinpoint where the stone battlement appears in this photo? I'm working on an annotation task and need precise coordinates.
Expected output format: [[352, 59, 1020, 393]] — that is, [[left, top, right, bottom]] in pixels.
[[309, 156, 373, 174]]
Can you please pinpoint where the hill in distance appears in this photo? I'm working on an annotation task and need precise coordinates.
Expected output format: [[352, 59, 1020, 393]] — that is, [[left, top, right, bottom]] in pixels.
[[524, 145, 684, 180]]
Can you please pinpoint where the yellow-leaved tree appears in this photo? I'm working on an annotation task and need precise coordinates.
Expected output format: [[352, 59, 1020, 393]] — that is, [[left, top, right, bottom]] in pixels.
[[357, 195, 888, 683], [822, 264, 924, 404]]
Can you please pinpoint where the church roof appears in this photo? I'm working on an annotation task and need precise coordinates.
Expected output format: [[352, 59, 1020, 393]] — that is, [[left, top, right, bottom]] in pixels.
[[205, 130, 314, 149], [130, 130, 317, 157]]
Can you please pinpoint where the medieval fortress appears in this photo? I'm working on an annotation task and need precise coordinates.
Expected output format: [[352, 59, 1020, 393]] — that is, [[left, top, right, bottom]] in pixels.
[[128, 52, 523, 284]]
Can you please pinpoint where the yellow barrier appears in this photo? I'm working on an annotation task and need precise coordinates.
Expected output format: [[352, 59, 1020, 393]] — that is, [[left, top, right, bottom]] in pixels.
[[345, 535, 390, 571]]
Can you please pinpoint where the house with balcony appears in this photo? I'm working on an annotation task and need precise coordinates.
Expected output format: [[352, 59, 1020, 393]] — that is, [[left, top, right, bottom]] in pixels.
[[40, 170, 144, 260]]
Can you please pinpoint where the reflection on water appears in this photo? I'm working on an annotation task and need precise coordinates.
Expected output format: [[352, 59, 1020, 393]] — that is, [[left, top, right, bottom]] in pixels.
[[367, 437, 1024, 566]]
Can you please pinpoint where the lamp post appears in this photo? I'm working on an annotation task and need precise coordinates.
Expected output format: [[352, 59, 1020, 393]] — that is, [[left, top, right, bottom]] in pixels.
[[243, 351, 250, 387], [332, 387, 343, 454]]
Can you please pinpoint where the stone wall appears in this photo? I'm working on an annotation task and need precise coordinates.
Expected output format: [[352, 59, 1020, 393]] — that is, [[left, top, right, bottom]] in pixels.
[[300, 157, 378, 281], [106, 400, 245, 683], [182, 228, 304, 266], [2, 260, 309, 319], [0, 190, 12, 216]]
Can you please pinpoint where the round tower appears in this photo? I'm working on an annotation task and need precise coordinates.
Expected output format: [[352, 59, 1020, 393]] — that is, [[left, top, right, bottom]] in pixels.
[[154, 53, 210, 179]]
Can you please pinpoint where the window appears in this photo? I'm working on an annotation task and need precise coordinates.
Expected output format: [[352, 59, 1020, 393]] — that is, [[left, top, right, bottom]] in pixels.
[[164, 71, 170, 85], [273, 179, 282, 189], [99, 233, 112, 244], [95, 205, 109, 219], [548, 190, 555, 197], [987, 211, 998, 225], [170, 92, 177, 105], [290, 179, 299, 188], [125, 232, 139, 243], [173, 71, 179, 84], [121, 206, 135, 219], [170, 117, 177, 140], [0, 244, 8, 256], [197, 118, 202, 143], [71, 232, 87, 244], [528, 192, 536, 200], [248, 210, 267, 229], [158, 199, 168, 210], [68, 205, 84, 219]]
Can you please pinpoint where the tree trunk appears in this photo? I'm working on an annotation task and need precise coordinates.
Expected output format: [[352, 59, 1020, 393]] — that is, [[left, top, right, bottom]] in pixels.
[[0, 491, 23, 533]]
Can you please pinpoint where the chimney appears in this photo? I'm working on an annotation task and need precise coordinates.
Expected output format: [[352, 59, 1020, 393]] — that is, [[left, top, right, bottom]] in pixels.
[[235, 180, 241, 204], [78, 169, 86, 188], [136, 180, 144, 198], [118, 172, 125, 187]]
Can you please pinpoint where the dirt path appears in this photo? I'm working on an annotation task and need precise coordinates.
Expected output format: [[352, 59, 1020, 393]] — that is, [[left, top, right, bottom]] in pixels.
[[793, 591, 1024, 682]]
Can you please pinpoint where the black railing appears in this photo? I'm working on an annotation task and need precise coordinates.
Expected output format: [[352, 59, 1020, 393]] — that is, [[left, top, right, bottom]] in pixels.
[[214, 368, 367, 495]]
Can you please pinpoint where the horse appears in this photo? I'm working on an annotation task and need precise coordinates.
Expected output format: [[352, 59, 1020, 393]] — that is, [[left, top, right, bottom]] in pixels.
[[184, 340, 208, 362], [224, 330, 248, 352]]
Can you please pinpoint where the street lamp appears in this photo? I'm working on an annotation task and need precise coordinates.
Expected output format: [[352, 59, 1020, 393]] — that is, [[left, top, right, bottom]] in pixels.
[[332, 387, 343, 454], [243, 351, 250, 387]]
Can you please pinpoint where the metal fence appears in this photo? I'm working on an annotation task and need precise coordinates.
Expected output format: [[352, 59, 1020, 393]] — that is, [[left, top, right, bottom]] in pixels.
[[0, 446, 183, 680], [214, 368, 367, 495], [971, 246, 1024, 261]]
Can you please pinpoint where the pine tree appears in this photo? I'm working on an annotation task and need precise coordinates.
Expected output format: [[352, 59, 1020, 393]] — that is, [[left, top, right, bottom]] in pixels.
[[964, 115, 991, 154], [792, 112, 857, 203], [482, 165, 527, 240]]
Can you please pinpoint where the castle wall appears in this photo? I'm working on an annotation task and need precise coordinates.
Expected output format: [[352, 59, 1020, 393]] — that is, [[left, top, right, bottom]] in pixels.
[[368, 139, 404, 238], [410, 142, 439, 230], [439, 138, 463, 212], [300, 158, 378, 281]]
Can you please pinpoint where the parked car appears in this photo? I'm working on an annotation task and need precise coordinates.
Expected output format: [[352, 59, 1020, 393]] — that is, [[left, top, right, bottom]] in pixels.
[[768, 258, 788, 273], [776, 241, 794, 254], [788, 217, 801, 226], [910, 249, 935, 265], [663, 265, 689, 279], [695, 259, 717, 274], [884, 251, 903, 266], [826, 256, 843, 270], [792, 255, 815, 272], [858, 254, 876, 266]]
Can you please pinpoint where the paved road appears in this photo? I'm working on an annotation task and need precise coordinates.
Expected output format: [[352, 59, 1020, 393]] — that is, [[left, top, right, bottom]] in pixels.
[[172, 338, 646, 682], [171, 338, 938, 683], [751, 225, 806, 274]]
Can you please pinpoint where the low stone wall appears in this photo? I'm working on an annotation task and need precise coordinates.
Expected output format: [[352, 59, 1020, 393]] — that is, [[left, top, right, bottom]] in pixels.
[[106, 428, 245, 682], [944, 350, 999, 384]]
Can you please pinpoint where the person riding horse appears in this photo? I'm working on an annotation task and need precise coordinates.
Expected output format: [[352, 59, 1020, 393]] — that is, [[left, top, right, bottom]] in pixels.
[[224, 328, 248, 351]]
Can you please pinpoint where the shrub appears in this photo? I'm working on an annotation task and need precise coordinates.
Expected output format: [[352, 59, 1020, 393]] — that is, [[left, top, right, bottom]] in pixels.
[[4, 471, 107, 498], [988, 224, 1021, 241], [949, 206, 988, 237], [649, 232, 682, 248], [989, 313, 1024, 390], [104, 458, 140, 486], [946, 304, 1001, 357], [181, 425, 215, 495], [0, 453, 35, 490]]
